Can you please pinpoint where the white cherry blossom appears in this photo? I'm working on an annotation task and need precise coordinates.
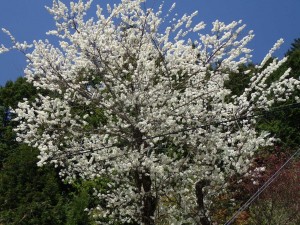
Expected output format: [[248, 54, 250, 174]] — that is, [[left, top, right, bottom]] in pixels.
[[1, 0, 299, 224]]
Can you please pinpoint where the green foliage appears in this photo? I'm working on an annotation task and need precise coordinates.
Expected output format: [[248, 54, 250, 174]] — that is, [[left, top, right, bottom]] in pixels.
[[248, 200, 300, 225], [65, 179, 108, 225], [0, 78, 67, 225], [0, 77, 38, 108], [0, 77, 99, 225], [286, 38, 300, 56], [224, 39, 300, 148], [0, 77, 35, 168], [224, 64, 254, 98], [0, 145, 68, 225], [257, 105, 300, 147], [257, 38, 300, 148]]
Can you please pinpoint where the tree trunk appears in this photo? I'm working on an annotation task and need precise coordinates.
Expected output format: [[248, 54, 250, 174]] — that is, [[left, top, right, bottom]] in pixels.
[[134, 169, 157, 225], [141, 171, 157, 225], [132, 127, 157, 225], [195, 180, 211, 225]]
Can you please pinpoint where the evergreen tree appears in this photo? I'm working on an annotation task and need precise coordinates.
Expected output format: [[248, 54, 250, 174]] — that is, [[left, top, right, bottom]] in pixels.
[[0, 78, 94, 225], [257, 38, 300, 148]]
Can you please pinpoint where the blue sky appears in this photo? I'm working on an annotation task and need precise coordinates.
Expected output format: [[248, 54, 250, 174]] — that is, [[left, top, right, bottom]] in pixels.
[[0, 0, 299, 86]]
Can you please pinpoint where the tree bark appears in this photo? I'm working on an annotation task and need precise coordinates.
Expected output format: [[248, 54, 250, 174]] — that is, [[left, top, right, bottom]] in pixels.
[[134, 169, 157, 225], [132, 127, 157, 225], [141, 170, 157, 225], [195, 180, 211, 225]]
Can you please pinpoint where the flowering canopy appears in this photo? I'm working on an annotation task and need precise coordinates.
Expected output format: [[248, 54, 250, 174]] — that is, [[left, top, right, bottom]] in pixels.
[[1, 0, 300, 224]]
